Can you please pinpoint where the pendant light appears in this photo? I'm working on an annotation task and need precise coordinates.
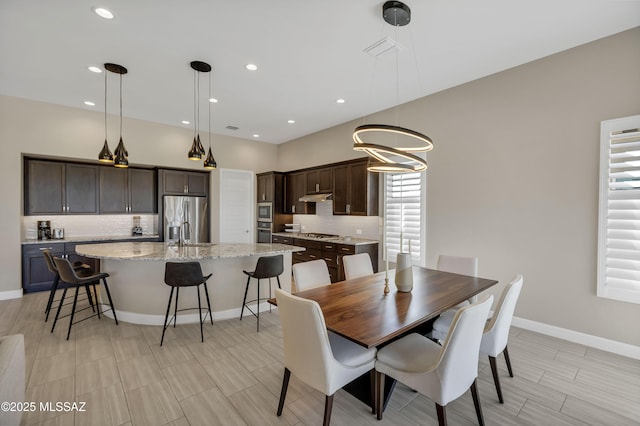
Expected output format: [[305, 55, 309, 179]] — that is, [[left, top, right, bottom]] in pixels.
[[352, 1, 433, 173], [188, 61, 211, 161], [105, 63, 129, 168], [98, 68, 114, 163], [203, 65, 217, 169]]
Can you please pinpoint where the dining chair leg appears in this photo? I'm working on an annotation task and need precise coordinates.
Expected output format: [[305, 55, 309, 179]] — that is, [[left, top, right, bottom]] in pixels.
[[160, 287, 175, 346], [51, 287, 68, 333], [503, 345, 514, 377], [240, 276, 250, 320], [256, 279, 260, 332], [323, 394, 334, 426], [488, 355, 504, 403], [268, 278, 272, 313], [101, 278, 118, 324], [276, 275, 281, 289], [66, 286, 81, 340], [197, 284, 203, 342], [435, 403, 447, 426], [369, 369, 376, 414], [45, 275, 60, 321], [173, 287, 179, 327], [470, 378, 485, 426], [277, 368, 291, 416], [203, 282, 213, 325], [376, 371, 385, 420]]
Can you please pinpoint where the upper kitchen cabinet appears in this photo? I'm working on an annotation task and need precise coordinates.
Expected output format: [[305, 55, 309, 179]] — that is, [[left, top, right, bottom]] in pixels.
[[100, 167, 157, 214], [333, 158, 379, 216], [305, 167, 332, 194], [257, 172, 275, 202], [159, 169, 209, 196], [25, 159, 98, 215], [284, 172, 316, 215]]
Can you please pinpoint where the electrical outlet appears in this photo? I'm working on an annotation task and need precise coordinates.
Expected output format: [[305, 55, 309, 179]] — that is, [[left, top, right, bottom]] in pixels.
[[301, 225, 306, 231], [355, 229, 362, 235]]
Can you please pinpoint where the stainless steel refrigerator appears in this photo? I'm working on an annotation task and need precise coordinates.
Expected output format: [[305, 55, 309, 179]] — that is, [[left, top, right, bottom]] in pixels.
[[163, 195, 208, 244]]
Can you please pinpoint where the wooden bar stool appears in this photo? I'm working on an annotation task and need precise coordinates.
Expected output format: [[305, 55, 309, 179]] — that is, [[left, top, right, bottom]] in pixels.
[[161, 262, 213, 346], [51, 257, 118, 340], [240, 254, 283, 331]]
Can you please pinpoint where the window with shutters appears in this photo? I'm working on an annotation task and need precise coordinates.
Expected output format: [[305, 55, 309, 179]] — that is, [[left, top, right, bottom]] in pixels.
[[384, 171, 425, 267], [597, 115, 640, 304]]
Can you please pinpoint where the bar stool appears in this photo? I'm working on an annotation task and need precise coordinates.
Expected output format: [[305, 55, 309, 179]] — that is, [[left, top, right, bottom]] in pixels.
[[42, 249, 94, 322], [51, 257, 118, 340], [161, 262, 213, 346], [241, 254, 283, 332]]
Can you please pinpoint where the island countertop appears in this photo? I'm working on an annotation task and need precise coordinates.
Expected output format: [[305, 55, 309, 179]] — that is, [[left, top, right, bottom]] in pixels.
[[76, 241, 305, 261]]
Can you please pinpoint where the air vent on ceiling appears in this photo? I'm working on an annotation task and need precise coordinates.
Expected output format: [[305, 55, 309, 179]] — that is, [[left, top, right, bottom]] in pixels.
[[225, 125, 239, 131], [363, 36, 404, 58]]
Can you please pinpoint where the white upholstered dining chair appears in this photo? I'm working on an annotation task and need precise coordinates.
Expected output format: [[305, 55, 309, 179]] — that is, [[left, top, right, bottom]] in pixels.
[[275, 289, 377, 426], [429, 254, 479, 341], [375, 295, 493, 425], [292, 259, 331, 291], [342, 253, 374, 280]]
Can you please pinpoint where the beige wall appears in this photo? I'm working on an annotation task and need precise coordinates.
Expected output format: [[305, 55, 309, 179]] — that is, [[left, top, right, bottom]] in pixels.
[[0, 96, 279, 294], [278, 27, 640, 346]]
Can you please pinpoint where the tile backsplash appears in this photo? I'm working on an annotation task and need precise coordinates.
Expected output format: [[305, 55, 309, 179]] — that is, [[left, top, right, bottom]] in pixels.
[[292, 201, 380, 240], [22, 215, 158, 240]]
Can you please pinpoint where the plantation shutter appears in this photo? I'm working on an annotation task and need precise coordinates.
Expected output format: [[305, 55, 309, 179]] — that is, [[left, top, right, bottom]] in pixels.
[[597, 115, 640, 304], [385, 172, 422, 265]]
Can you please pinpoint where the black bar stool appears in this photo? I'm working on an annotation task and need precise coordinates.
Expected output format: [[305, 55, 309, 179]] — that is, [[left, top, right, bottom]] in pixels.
[[161, 262, 213, 346], [42, 249, 95, 322], [241, 254, 283, 331], [51, 256, 118, 340]]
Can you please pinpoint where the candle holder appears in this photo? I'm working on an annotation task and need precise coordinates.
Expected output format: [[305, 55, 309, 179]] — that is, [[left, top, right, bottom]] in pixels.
[[395, 252, 413, 292], [383, 277, 390, 295]]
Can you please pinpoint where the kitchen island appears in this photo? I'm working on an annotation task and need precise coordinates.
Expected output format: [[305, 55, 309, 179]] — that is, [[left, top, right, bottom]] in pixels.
[[76, 241, 304, 325]]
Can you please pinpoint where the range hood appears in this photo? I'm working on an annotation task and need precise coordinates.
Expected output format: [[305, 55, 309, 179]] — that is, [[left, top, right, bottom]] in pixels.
[[299, 193, 333, 202]]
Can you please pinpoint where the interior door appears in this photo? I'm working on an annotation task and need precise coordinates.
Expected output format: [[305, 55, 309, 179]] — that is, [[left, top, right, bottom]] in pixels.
[[219, 169, 253, 243]]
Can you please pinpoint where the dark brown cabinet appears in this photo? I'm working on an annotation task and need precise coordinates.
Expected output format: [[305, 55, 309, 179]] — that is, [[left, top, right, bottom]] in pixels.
[[21, 242, 65, 293], [257, 173, 275, 202], [284, 172, 315, 215], [100, 167, 156, 213], [305, 167, 332, 194], [160, 169, 209, 196], [333, 159, 378, 216], [25, 160, 98, 215]]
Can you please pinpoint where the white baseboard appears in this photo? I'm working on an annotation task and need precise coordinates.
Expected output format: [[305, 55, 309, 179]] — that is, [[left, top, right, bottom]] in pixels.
[[101, 302, 274, 326], [512, 316, 640, 360], [0, 289, 23, 301]]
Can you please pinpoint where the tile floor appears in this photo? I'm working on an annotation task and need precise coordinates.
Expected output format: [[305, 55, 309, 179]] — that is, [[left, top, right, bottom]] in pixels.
[[1, 290, 638, 426]]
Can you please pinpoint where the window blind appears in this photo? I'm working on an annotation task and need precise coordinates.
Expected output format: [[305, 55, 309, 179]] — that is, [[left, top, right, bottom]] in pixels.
[[384, 172, 422, 265], [597, 115, 640, 304]]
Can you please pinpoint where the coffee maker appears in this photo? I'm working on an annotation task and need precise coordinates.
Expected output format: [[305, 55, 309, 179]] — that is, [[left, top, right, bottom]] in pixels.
[[37, 220, 51, 240]]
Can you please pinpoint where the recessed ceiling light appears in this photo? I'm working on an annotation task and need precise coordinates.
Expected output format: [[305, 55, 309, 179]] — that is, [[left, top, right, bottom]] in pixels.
[[336, 98, 345, 104], [209, 98, 218, 103], [182, 120, 190, 125], [88, 66, 102, 73], [253, 134, 260, 138], [84, 101, 95, 106], [245, 64, 258, 71], [93, 7, 114, 19], [288, 120, 295, 124]]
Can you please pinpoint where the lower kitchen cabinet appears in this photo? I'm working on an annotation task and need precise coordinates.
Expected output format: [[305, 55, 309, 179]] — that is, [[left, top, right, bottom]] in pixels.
[[21, 243, 65, 293]]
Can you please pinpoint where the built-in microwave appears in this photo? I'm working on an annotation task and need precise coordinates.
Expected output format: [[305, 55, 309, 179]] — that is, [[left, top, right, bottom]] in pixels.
[[257, 202, 272, 223]]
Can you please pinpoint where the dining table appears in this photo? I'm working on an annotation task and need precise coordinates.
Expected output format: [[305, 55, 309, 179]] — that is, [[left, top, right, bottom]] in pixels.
[[270, 265, 499, 411]]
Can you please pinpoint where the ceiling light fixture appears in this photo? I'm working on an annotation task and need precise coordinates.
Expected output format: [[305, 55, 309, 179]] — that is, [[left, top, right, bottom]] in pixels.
[[88, 66, 102, 73], [105, 63, 129, 168], [352, 1, 433, 173], [203, 63, 217, 170], [209, 98, 218, 103], [188, 61, 210, 160], [336, 99, 345, 104], [93, 7, 114, 19], [84, 101, 95, 106], [98, 66, 114, 163], [245, 64, 258, 71], [288, 120, 295, 124]]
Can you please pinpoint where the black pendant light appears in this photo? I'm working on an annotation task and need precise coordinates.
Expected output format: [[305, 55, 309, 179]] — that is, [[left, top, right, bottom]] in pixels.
[[98, 68, 114, 163], [203, 65, 217, 169], [188, 61, 211, 161], [105, 63, 129, 168], [352, 1, 433, 173]]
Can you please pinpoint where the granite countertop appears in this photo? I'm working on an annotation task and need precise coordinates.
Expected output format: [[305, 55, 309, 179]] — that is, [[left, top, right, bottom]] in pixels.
[[272, 232, 378, 246], [22, 234, 160, 245], [75, 241, 305, 261]]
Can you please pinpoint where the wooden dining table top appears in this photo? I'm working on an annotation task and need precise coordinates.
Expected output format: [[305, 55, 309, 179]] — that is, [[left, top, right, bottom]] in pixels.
[[272, 266, 498, 349]]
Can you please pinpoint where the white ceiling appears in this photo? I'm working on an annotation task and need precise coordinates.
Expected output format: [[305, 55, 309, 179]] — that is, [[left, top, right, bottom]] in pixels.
[[1, 0, 639, 144]]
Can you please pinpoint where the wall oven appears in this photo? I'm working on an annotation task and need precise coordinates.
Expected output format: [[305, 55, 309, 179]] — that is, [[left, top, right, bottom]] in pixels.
[[257, 221, 272, 243], [257, 202, 272, 223]]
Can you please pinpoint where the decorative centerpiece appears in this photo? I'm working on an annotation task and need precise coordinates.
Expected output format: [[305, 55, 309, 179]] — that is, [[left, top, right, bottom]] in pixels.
[[395, 239, 413, 292]]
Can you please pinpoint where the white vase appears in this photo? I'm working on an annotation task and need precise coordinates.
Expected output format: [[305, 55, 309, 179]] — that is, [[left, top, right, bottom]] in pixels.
[[395, 252, 413, 292]]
